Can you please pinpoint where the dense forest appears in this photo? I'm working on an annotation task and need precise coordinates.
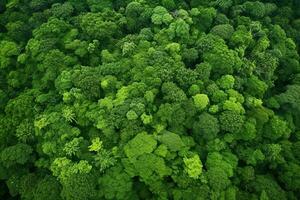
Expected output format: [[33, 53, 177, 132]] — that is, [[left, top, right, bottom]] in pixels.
[[1, 0, 300, 199]]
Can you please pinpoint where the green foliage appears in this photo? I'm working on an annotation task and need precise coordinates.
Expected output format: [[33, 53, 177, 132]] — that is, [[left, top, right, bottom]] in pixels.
[[61, 173, 97, 200], [217, 75, 235, 90], [0, 144, 32, 167], [0, 0, 299, 199], [157, 131, 184, 152], [264, 116, 291, 140], [193, 112, 220, 141], [206, 152, 238, 192], [33, 176, 62, 200], [80, 12, 122, 40], [98, 165, 133, 200], [193, 94, 209, 110], [210, 24, 234, 40], [124, 132, 157, 159], [203, 37, 242, 76], [0, 40, 19, 69], [151, 6, 173, 25], [219, 111, 245, 133], [183, 154, 203, 179], [243, 1, 266, 18]]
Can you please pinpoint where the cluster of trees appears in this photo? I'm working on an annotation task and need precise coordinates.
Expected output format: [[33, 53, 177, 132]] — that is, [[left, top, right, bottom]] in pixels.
[[0, 0, 300, 199]]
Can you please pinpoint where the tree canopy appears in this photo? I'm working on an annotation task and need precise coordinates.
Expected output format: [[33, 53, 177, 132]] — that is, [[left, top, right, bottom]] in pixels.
[[0, 0, 300, 199]]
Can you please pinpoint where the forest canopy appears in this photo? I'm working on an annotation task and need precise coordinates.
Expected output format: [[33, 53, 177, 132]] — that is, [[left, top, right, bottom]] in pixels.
[[1, 0, 300, 199]]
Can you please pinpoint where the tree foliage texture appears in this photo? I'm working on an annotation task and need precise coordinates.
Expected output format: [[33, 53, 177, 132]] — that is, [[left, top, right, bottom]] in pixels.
[[1, 0, 300, 199]]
